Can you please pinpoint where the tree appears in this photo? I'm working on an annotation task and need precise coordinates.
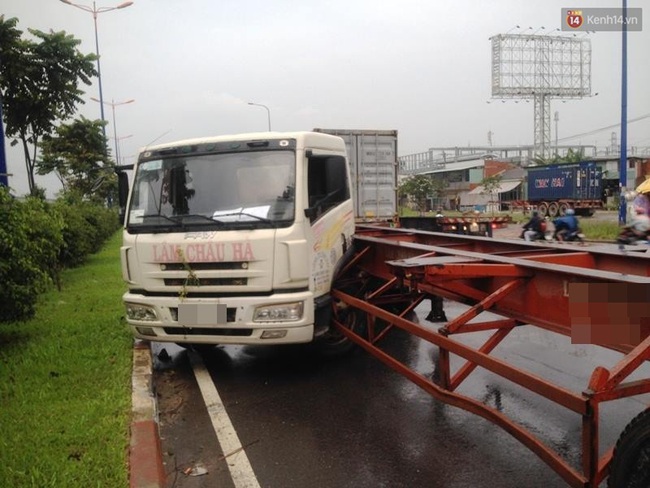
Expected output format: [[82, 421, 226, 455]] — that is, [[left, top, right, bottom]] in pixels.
[[398, 174, 447, 215], [532, 148, 585, 166], [38, 117, 115, 202], [480, 174, 503, 215], [0, 16, 97, 195]]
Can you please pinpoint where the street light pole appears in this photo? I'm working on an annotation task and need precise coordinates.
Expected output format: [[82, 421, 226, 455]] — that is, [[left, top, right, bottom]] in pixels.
[[247, 102, 272, 131], [59, 0, 134, 140], [619, 0, 628, 225], [113, 134, 133, 165], [90, 97, 134, 162]]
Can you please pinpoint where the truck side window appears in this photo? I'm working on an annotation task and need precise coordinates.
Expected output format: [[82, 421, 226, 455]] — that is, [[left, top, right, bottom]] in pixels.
[[307, 155, 350, 222]]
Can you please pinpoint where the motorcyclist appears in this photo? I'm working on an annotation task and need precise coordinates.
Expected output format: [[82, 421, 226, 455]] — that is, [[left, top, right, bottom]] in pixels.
[[617, 206, 650, 246], [553, 208, 580, 242], [521, 210, 545, 241]]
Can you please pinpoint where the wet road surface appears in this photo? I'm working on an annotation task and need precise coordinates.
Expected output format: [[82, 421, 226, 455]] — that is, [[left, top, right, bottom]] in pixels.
[[153, 298, 650, 488]]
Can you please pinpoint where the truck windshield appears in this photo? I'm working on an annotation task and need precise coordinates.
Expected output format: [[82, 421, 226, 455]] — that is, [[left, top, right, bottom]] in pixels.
[[127, 150, 295, 232]]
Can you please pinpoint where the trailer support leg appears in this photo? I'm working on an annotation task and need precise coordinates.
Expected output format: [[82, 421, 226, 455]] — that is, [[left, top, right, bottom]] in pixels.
[[425, 295, 447, 322]]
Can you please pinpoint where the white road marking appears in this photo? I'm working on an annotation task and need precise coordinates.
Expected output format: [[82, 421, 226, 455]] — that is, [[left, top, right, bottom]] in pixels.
[[190, 351, 261, 488]]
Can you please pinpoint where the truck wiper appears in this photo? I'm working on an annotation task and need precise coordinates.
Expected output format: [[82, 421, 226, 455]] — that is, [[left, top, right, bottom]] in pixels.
[[212, 212, 272, 223], [238, 212, 272, 223], [174, 214, 225, 225], [139, 213, 224, 229]]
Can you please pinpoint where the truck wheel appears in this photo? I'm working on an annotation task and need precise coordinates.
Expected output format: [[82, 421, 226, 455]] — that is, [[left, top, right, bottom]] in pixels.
[[608, 408, 650, 488], [317, 307, 365, 356], [537, 202, 549, 218], [559, 203, 569, 216], [547, 202, 559, 217]]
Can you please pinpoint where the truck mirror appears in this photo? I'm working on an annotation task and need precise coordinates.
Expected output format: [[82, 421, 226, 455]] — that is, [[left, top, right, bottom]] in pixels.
[[117, 171, 129, 224], [304, 207, 318, 222]]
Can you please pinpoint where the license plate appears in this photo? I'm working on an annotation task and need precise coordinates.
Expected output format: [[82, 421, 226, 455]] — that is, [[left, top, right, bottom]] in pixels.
[[178, 303, 227, 325]]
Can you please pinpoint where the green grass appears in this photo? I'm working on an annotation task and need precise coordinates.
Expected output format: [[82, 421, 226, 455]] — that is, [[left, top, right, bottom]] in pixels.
[[0, 232, 132, 488], [578, 220, 620, 241]]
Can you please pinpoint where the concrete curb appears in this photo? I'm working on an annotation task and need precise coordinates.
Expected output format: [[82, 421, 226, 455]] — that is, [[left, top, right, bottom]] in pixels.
[[130, 341, 165, 488]]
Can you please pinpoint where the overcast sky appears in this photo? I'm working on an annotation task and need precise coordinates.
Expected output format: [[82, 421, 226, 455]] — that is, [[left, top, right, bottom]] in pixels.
[[3, 0, 649, 196]]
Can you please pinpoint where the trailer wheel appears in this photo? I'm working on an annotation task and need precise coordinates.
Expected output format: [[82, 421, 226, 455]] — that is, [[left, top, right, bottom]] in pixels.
[[537, 202, 549, 218], [559, 203, 569, 216], [548, 202, 559, 217], [608, 408, 650, 488]]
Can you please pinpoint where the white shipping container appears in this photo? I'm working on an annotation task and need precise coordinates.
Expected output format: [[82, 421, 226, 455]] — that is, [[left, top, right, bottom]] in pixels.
[[313, 129, 398, 220]]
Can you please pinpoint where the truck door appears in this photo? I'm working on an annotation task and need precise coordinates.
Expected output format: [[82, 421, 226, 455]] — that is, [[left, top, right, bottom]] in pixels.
[[305, 153, 354, 297]]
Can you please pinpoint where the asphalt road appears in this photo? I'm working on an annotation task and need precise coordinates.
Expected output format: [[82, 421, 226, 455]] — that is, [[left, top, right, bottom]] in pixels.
[[152, 298, 650, 488]]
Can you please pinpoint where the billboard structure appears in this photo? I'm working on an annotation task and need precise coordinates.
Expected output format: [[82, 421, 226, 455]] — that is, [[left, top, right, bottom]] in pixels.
[[491, 33, 591, 158]]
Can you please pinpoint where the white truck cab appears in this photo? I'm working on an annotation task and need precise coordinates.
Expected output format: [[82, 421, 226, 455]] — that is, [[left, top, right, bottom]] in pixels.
[[119, 131, 356, 352]]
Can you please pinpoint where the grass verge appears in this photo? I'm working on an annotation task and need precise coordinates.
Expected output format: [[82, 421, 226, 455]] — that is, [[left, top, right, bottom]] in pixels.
[[0, 231, 132, 487], [578, 220, 620, 241]]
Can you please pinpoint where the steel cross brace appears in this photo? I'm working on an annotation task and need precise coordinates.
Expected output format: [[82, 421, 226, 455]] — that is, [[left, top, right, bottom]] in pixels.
[[329, 288, 589, 488]]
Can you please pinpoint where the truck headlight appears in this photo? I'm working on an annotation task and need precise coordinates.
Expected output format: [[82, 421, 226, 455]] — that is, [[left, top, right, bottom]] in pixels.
[[125, 303, 158, 322], [253, 302, 303, 322]]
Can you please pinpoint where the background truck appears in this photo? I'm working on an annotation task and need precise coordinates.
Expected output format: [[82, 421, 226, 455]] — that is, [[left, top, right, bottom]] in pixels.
[[525, 161, 603, 217]]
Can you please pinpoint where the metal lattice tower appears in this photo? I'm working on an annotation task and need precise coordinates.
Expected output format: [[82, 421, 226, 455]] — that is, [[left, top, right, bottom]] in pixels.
[[491, 33, 591, 159], [534, 95, 551, 158]]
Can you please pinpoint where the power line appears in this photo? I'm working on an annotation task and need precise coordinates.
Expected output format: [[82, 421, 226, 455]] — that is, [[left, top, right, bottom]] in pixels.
[[558, 113, 650, 142]]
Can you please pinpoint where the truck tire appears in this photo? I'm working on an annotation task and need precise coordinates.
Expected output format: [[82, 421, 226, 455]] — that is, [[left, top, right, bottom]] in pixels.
[[537, 202, 549, 218], [317, 307, 365, 356], [559, 203, 569, 216], [608, 408, 650, 488], [547, 202, 559, 217]]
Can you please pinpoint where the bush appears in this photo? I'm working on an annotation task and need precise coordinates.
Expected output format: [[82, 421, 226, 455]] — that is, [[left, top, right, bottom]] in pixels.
[[0, 188, 64, 321], [0, 187, 120, 323], [53, 193, 119, 267], [80, 201, 120, 250]]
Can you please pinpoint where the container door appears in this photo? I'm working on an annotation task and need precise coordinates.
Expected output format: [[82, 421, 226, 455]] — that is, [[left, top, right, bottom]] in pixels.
[[355, 134, 397, 220]]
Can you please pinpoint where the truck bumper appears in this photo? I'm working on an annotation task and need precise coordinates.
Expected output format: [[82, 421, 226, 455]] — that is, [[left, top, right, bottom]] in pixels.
[[123, 290, 315, 345]]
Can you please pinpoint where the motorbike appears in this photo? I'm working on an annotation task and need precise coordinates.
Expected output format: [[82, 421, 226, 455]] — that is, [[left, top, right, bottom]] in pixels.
[[520, 218, 552, 242], [554, 228, 585, 243], [519, 228, 551, 242], [616, 228, 649, 246], [521, 227, 584, 243]]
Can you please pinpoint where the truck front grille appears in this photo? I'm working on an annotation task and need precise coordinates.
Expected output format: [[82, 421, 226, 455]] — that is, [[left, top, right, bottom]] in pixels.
[[163, 327, 253, 337], [164, 278, 248, 286], [161, 262, 249, 271]]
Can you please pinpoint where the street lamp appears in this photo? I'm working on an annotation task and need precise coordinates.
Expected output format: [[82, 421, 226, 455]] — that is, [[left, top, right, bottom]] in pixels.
[[90, 97, 134, 162], [111, 134, 133, 165], [59, 0, 134, 139], [247, 102, 272, 131]]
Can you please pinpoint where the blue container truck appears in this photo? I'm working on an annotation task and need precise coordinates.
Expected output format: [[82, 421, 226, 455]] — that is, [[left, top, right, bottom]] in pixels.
[[526, 162, 603, 217]]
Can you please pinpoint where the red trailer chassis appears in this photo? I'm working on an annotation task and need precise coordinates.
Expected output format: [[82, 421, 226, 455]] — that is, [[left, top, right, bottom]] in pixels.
[[331, 225, 650, 488]]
